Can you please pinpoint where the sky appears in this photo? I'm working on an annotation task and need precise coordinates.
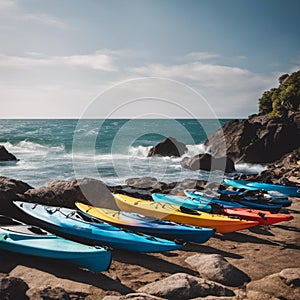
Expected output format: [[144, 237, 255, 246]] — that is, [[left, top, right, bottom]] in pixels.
[[0, 0, 299, 118]]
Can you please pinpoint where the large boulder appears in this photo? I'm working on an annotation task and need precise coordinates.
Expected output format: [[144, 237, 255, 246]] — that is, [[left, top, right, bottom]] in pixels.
[[148, 137, 188, 157], [23, 178, 118, 210], [137, 273, 234, 299], [185, 254, 250, 287], [181, 153, 235, 173], [0, 176, 33, 215], [245, 268, 300, 299], [0, 145, 17, 161]]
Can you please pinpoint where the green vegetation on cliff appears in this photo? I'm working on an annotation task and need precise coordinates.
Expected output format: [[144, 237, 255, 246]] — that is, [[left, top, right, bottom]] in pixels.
[[259, 70, 300, 118]]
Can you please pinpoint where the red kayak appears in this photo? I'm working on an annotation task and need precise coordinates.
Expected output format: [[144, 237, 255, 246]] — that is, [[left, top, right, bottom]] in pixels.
[[222, 208, 293, 225]]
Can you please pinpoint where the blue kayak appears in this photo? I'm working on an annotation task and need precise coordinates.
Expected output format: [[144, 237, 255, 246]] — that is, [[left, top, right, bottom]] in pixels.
[[0, 215, 111, 272], [218, 189, 292, 207], [184, 190, 246, 208], [14, 202, 182, 253], [75, 203, 215, 244], [152, 193, 212, 212], [223, 178, 300, 198], [184, 190, 282, 212]]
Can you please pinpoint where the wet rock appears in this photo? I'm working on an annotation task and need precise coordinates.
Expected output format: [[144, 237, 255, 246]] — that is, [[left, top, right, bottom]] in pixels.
[[181, 154, 235, 173], [0, 145, 17, 161], [185, 254, 250, 287], [148, 137, 187, 157], [23, 178, 118, 210], [246, 268, 300, 299], [0, 276, 29, 300], [137, 273, 234, 299], [240, 147, 300, 185]]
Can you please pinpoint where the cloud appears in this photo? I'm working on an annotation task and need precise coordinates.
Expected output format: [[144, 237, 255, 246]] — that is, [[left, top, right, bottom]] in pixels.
[[19, 13, 67, 28], [185, 51, 219, 61], [131, 61, 273, 91], [0, 50, 118, 71], [0, 0, 67, 28], [0, 0, 15, 9]]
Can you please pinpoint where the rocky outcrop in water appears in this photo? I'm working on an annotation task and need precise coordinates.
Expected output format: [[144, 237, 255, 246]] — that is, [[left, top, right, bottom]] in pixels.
[[205, 113, 300, 163], [147, 137, 187, 157], [180, 153, 235, 173], [0, 146, 17, 161], [205, 71, 300, 164], [237, 147, 300, 185]]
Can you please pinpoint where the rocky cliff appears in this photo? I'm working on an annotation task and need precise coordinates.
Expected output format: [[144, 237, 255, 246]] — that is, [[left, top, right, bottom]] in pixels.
[[205, 71, 300, 163]]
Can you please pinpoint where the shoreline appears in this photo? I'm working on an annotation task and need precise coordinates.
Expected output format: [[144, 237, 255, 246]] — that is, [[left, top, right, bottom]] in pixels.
[[0, 175, 299, 299]]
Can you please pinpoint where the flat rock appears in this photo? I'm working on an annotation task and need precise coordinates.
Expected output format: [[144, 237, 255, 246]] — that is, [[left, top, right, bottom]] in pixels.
[[137, 273, 234, 299], [185, 254, 250, 287], [246, 268, 300, 299], [102, 293, 165, 300]]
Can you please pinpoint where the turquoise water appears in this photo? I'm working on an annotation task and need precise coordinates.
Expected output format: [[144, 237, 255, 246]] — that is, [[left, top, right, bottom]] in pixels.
[[0, 119, 265, 187]]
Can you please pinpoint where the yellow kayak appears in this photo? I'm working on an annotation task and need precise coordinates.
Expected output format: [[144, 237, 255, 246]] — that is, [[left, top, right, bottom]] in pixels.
[[113, 194, 259, 233]]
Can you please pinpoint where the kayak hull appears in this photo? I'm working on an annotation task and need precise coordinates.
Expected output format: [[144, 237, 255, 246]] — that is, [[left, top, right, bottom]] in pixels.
[[0, 218, 111, 272], [76, 202, 215, 244], [152, 193, 212, 212], [223, 178, 300, 197], [14, 202, 181, 253], [113, 194, 259, 233]]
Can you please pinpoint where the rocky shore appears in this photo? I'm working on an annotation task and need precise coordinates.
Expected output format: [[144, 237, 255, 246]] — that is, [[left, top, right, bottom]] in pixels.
[[0, 174, 299, 300], [1, 71, 299, 299]]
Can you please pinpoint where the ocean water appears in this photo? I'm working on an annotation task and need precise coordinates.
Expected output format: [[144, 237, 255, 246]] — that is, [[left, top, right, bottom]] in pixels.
[[0, 119, 266, 188]]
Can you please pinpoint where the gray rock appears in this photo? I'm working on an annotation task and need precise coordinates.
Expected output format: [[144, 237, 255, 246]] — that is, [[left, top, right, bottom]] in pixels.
[[148, 137, 187, 157], [185, 254, 250, 287], [0, 276, 29, 300], [0, 145, 17, 161], [137, 273, 234, 299], [125, 177, 159, 189], [246, 268, 300, 300], [23, 177, 118, 210]]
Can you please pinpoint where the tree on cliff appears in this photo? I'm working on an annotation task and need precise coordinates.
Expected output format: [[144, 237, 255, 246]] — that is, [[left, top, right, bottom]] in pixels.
[[259, 70, 300, 118]]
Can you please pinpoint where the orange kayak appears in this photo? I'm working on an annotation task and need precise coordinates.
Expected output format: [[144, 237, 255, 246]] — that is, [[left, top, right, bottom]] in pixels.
[[223, 208, 293, 225], [114, 194, 259, 234]]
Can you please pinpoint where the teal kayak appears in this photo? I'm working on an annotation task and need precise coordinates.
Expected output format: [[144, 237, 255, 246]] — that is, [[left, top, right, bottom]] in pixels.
[[14, 202, 182, 253], [0, 215, 111, 272], [151, 193, 212, 212], [223, 178, 300, 197]]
